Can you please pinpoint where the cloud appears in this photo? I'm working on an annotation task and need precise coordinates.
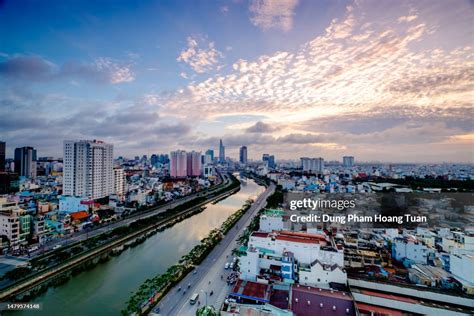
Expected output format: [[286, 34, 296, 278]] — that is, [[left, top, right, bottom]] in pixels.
[[0, 55, 135, 84], [249, 0, 299, 31], [0, 55, 57, 80], [221, 5, 229, 14], [159, 2, 473, 161], [177, 35, 223, 74], [0, 88, 191, 157], [245, 121, 277, 133], [398, 15, 417, 23]]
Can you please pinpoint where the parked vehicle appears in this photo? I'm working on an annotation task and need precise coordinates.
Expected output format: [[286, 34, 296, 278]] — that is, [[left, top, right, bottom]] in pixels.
[[224, 262, 229, 269]]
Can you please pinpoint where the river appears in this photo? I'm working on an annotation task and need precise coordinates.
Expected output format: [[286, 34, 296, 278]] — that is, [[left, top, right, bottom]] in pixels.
[[11, 176, 264, 316]]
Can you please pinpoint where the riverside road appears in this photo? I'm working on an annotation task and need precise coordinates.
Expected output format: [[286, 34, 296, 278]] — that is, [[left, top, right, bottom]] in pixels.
[[153, 182, 275, 316]]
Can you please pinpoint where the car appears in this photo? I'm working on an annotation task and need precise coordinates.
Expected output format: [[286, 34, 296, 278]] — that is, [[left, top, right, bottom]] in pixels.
[[224, 262, 229, 269], [229, 262, 234, 269], [190, 293, 199, 305], [53, 245, 62, 250]]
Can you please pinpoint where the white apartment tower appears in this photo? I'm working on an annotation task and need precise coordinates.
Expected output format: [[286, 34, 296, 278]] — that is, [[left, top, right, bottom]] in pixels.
[[63, 140, 114, 200], [113, 167, 125, 196]]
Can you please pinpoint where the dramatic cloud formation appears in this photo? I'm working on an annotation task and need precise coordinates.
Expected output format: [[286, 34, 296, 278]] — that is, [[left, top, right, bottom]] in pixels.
[[1, 1, 472, 162], [245, 121, 278, 133], [0, 55, 135, 84], [249, 0, 299, 31], [177, 36, 224, 74]]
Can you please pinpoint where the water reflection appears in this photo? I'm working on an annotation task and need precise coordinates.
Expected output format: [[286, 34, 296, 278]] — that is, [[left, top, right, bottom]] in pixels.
[[10, 177, 264, 316]]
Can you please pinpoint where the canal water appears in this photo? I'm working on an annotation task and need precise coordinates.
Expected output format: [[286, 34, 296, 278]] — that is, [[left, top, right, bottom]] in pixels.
[[11, 176, 264, 316]]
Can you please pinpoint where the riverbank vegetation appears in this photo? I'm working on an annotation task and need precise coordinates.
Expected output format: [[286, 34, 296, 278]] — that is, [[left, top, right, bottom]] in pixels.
[[0, 174, 241, 299], [122, 199, 254, 315]]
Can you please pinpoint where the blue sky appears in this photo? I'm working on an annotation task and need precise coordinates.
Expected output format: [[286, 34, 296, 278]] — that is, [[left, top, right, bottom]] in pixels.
[[0, 0, 473, 162]]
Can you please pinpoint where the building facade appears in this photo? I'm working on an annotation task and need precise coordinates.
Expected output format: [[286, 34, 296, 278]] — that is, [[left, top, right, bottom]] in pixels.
[[14, 146, 37, 178], [239, 146, 248, 164], [113, 167, 125, 196], [301, 157, 324, 173], [343, 156, 354, 167], [186, 151, 202, 177], [170, 150, 187, 178], [219, 139, 225, 163], [63, 140, 114, 200]]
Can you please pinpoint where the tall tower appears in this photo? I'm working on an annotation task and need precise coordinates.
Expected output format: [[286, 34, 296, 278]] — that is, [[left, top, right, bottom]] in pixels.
[[14, 146, 37, 178], [170, 150, 187, 178], [239, 146, 248, 164], [63, 140, 114, 200], [219, 139, 225, 163]]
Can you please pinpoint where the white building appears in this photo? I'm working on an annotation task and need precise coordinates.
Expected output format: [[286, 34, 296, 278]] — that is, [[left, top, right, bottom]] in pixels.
[[300, 157, 324, 173], [0, 198, 26, 248], [239, 247, 295, 283], [248, 231, 343, 266], [449, 253, 474, 294], [113, 167, 125, 196], [442, 232, 474, 254], [392, 237, 430, 264], [299, 259, 347, 287], [203, 165, 214, 178], [63, 140, 114, 200], [259, 210, 284, 232]]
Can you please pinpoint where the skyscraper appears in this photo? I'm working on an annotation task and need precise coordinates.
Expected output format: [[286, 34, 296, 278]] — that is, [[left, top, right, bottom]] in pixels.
[[205, 149, 214, 162], [301, 157, 324, 173], [343, 156, 355, 167], [219, 139, 225, 163], [262, 154, 275, 169], [14, 146, 37, 178], [113, 167, 125, 196], [170, 150, 187, 178], [0, 141, 5, 172], [239, 146, 248, 164], [187, 151, 202, 177], [63, 140, 114, 200]]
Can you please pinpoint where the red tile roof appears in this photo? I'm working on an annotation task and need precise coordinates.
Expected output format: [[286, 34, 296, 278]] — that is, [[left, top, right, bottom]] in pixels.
[[70, 211, 89, 221]]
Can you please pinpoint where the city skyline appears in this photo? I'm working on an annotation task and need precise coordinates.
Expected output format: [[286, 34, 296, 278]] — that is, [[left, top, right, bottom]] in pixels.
[[0, 0, 473, 162]]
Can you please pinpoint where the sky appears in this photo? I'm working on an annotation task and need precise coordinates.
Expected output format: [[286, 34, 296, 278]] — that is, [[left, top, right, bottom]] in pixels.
[[0, 0, 473, 162]]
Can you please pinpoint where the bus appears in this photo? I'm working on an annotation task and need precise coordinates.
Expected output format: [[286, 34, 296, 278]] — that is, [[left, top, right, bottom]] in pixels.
[[190, 293, 199, 305]]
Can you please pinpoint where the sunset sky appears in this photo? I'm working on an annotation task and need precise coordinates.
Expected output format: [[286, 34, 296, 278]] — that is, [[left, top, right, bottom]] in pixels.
[[1, 0, 473, 162]]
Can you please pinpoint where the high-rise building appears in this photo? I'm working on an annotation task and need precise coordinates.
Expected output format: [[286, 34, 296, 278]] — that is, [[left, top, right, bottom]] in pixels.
[[150, 154, 159, 167], [343, 156, 354, 167], [239, 146, 248, 164], [113, 167, 125, 196], [14, 146, 37, 178], [262, 154, 275, 169], [187, 151, 202, 177], [301, 157, 324, 173], [170, 150, 187, 178], [63, 140, 114, 200], [219, 139, 225, 163], [205, 149, 214, 163], [0, 141, 5, 172]]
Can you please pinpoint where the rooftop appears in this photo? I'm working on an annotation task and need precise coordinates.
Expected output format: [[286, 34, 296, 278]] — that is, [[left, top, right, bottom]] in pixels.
[[291, 285, 356, 316]]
